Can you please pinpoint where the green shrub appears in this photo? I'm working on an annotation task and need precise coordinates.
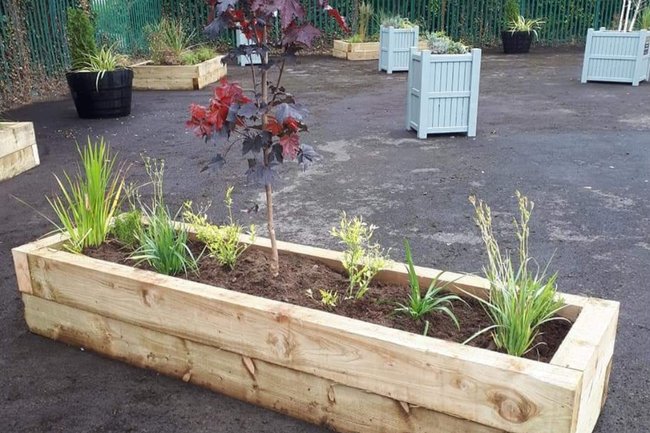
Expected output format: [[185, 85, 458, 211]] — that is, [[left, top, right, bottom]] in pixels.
[[503, 0, 520, 26], [331, 212, 387, 300], [47, 138, 124, 252], [111, 210, 142, 249], [183, 186, 255, 270], [466, 192, 567, 357], [356, 1, 373, 42], [66, 7, 98, 70], [379, 12, 414, 29], [426, 32, 469, 54]]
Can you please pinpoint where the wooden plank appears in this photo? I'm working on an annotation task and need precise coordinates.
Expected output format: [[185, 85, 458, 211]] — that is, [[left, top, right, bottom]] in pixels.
[[0, 122, 36, 159], [347, 51, 380, 61], [349, 42, 380, 53], [550, 298, 620, 433], [0, 145, 39, 182], [25, 245, 581, 433], [132, 56, 226, 90], [332, 49, 348, 59], [333, 40, 350, 52], [11, 233, 68, 295], [23, 294, 504, 433]]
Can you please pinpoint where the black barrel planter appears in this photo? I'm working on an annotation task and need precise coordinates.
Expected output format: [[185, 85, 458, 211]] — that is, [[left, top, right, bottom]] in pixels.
[[501, 31, 534, 54], [66, 69, 133, 119]]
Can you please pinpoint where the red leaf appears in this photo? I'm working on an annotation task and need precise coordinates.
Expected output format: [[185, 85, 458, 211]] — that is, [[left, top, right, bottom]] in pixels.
[[282, 22, 321, 47], [279, 133, 300, 159], [283, 117, 300, 133], [264, 117, 283, 136]]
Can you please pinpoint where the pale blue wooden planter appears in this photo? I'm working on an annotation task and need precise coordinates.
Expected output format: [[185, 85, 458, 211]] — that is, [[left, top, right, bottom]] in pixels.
[[236, 29, 262, 66], [379, 25, 419, 73], [406, 48, 481, 138], [581, 28, 650, 86]]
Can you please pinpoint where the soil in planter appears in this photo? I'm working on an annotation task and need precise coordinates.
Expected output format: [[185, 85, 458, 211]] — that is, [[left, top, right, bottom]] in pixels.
[[85, 240, 572, 363]]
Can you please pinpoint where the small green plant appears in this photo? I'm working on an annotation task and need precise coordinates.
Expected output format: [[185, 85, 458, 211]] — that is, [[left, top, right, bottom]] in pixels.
[[179, 46, 216, 65], [426, 32, 469, 54], [319, 289, 339, 309], [503, 0, 521, 26], [183, 186, 255, 270], [379, 12, 414, 29], [130, 158, 198, 276], [331, 212, 387, 300], [82, 45, 122, 72], [507, 15, 545, 39], [111, 210, 142, 249], [355, 1, 374, 43], [394, 239, 462, 329], [66, 7, 98, 70], [465, 192, 567, 357], [145, 17, 195, 65], [47, 137, 124, 252]]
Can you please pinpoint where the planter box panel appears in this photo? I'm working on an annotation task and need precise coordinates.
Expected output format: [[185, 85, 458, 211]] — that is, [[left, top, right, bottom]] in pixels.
[[236, 30, 262, 66], [332, 41, 379, 61], [23, 294, 505, 433], [581, 28, 650, 86], [406, 49, 481, 138], [379, 26, 419, 73], [14, 233, 618, 433], [0, 122, 39, 181], [132, 56, 227, 90]]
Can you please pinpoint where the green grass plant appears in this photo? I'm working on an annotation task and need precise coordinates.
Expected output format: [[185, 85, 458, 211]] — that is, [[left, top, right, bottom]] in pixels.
[[465, 192, 566, 357], [394, 239, 462, 330], [331, 212, 387, 300], [356, 2, 373, 43], [507, 15, 545, 39], [130, 157, 198, 276], [47, 137, 124, 252], [183, 186, 255, 270], [145, 17, 195, 65]]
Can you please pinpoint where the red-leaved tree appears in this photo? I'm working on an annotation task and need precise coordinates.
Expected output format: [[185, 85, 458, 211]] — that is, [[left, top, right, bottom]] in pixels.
[[187, 0, 348, 275]]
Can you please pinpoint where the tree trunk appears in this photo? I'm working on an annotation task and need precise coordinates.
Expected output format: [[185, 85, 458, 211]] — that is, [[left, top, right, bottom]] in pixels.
[[260, 27, 280, 276]]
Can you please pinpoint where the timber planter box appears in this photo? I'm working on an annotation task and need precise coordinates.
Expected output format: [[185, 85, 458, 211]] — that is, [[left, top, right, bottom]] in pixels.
[[332, 40, 380, 61], [581, 28, 650, 86], [0, 122, 40, 182], [131, 56, 227, 90], [406, 48, 482, 138], [379, 25, 419, 73], [13, 233, 619, 433]]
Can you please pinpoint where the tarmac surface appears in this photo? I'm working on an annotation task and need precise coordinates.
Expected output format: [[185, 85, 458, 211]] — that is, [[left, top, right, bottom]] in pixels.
[[1, 48, 649, 432]]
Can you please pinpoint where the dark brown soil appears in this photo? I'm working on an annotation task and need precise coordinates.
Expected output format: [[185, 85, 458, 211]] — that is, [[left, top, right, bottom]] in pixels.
[[85, 239, 572, 363]]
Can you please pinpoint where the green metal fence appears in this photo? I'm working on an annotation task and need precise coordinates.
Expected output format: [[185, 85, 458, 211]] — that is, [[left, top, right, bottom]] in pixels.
[[0, 0, 627, 111]]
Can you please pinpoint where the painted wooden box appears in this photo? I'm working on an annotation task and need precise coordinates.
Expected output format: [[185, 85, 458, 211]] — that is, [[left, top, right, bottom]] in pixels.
[[332, 40, 380, 61], [581, 28, 650, 86], [131, 56, 227, 90], [0, 122, 39, 182], [406, 48, 482, 138], [236, 29, 262, 66], [13, 230, 619, 433], [379, 26, 419, 73]]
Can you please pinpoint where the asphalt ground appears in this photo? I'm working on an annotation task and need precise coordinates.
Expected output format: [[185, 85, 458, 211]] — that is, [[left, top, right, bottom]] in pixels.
[[1, 48, 648, 432]]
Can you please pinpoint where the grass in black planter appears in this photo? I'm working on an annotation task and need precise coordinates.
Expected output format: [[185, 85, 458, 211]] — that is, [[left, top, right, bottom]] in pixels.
[[500, 0, 544, 54], [65, 7, 133, 119]]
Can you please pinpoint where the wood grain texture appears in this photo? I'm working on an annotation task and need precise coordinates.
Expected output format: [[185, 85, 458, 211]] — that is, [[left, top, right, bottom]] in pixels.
[[26, 245, 581, 433], [23, 294, 505, 433], [0, 122, 39, 181], [132, 56, 226, 90]]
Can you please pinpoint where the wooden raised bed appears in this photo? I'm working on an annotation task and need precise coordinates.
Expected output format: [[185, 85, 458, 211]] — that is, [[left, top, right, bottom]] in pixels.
[[333, 40, 380, 61], [13, 232, 619, 433], [0, 122, 40, 182], [131, 56, 227, 90]]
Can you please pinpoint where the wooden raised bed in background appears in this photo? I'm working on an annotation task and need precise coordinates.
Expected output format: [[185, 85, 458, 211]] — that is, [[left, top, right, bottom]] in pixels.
[[332, 40, 380, 61], [131, 56, 227, 90], [13, 233, 619, 433], [0, 122, 39, 182]]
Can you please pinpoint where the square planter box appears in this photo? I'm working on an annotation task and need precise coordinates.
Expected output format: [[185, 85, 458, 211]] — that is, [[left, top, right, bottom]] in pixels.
[[581, 27, 650, 86], [131, 56, 227, 90], [236, 29, 262, 66], [13, 231, 618, 433], [406, 48, 482, 138], [379, 25, 419, 73], [332, 40, 380, 61], [0, 122, 39, 182]]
